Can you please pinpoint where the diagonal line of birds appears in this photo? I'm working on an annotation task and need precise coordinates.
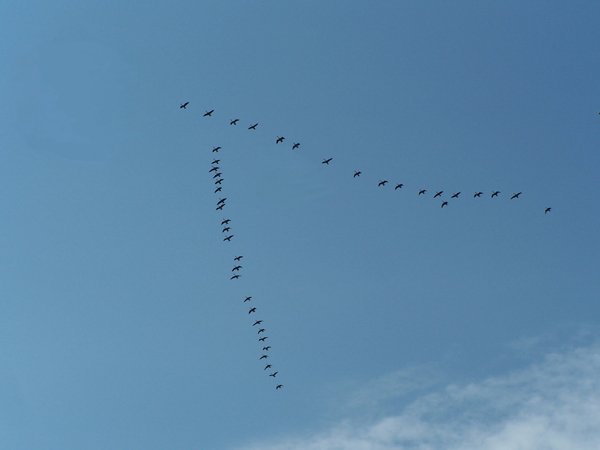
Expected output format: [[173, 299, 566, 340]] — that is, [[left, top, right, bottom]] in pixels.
[[181, 100, 553, 391]]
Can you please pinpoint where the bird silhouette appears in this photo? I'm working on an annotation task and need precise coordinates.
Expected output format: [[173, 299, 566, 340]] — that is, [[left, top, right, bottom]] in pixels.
[[222, 227, 231, 233], [252, 320, 263, 326], [257, 328, 265, 334], [211, 159, 220, 165], [212, 146, 221, 153], [276, 384, 283, 390], [232, 265, 242, 271], [230, 119, 239, 125], [322, 158, 333, 165], [545, 207, 552, 214], [213, 172, 222, 179], [244, 296, 252, 302], [203, 109, 214, 117], [276, 136, 285, 144], [234, 256, 243, 261], [419, 189, 427, 195], [451, 192, 461, 199], [259, 336, 268, 342], [378, 180, 388, 187], [230, 274, 240, 280], [259, 354, 269, 360], [221, 219, 231, 225], [215, 179, 223, 185], [264, 364, 272, 370], [395, 183, 404, 190], [248, 123, 258, 130], [511, 192, 522, 199], [209, 166, 219, 173], [249, 307, 257, 314], [262, 346, 271, 351], [434, 191, 443, 198], [474, 192, 483, 198], [216, 204, 224, 211], [292, 143, 300, 149], [269, 372, 278, 377], [223, 235, 233, 241], [179, 102, 189, 109], [217, 198, 227, 205], [214, 187, 222, 193], [491, 191, 500, 198], [354, 170, 362, 178], [441, 201, 448, 208]]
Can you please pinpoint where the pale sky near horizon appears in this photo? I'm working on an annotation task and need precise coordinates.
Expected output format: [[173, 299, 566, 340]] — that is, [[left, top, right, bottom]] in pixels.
[[1, 1, 600, 449]]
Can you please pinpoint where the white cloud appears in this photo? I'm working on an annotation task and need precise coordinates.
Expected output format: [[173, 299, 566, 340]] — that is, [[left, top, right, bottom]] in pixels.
[[238, 343, 600, 450]]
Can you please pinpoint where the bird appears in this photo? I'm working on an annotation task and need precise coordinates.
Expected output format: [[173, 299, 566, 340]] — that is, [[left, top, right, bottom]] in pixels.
[[216, 204, 224, 211], [234, 256, 243, 261], [252, 320, 263, 326], [209, 166, 219, 173], [222, 227, 231, 233], [215, 179, 223, 185], [451, 192, 461, 199], [248, 123, 258, 130], [230, 119, 239, 125], [276, 136, 285, 144], [259, 354, 269, 360], [211, 159, 220, 165], [217, 198, 227, 205], [262, 346, 271, 351], [395, 183, 404, 190], [179, 102, 189, 109], [292, 143, 300, 150], [223, 235, 233, 241], [244, 296, 252, 302], [511, 192, 522, 199], [249, 307, 257, 314], [322, 158, 333, 165], [203, 109, 214, 117], [354, 170, 362, 178], [269, 372, 278, 378], [259, 336, 268, 342], [221, 219, 231, 225], [257, 328, 265, 334], [491, 191, 500, 198], [434, 191, 443, 198], [474, 192, 483, 198], [441, 201, 448, 208], [232, 265, 242, 271], [276, 384, 284, 390], [230, 274, 240, 280], [378, 180, 388, 187], [214, 187, 222, 193], [213, 172, 223, 179], [264, 364, 272, 370], [418, 189, 427, 195], [212, 146, 221, 153], [545, 207, 552, 214]]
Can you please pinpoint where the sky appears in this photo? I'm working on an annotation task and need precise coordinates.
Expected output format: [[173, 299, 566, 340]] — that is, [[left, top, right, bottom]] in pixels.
[[1, 1, 600, 449]]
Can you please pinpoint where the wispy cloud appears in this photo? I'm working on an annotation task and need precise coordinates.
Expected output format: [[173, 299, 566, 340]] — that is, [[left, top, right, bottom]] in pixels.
[[238, 342, 600, 450]]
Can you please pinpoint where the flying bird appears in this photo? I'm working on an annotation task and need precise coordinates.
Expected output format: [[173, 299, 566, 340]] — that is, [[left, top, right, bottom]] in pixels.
[[211, 159, 220, 165], [215, 179, 223, 185], [230, 119, 239, 125], [441, 201, 448, 208], [259, 355, 269, 360], [545, 207, 552, 214], [322, 158, 333, 165], [259, 337, 268, 342], [276, 384, 284, 390], [230, 274, 240, 280], [491, 191, 500, 198], [276, 136, 285, 144], [179, 102, 189, 109], [213, 172, 222, 179], [418, 189, 427, 195], [248, 123, 258, 130], [214, 187, 222, 193], [203, 109, 214, 117], [249, 307, 257, 314], [209, 166, 219, 173], [474, 192, 483, 198], [223, 235, 233, 241], [252, 320, 263, 326], [222, 227, 231, 233], [212, 146, 221, 153], [234, 256, 243, 261], [244, 296, 252, 302], [292, 143, 300, 149], [216, 204, 224, 211], [221, 219, 231, 225], [257, 328, 265, 334], [395, 183, 404, 190], [378, 180, 388, 187], [354, 170, 362, 178], [262, 346, 271, 351], [217, 198, 227, 205], [434, 191, 443, 198], [510, 192, 522, 199], [451, 192, 461, 199], [264, 364, 272, 370], [269, 372, 278, 378], [232, 265, 242, 271]]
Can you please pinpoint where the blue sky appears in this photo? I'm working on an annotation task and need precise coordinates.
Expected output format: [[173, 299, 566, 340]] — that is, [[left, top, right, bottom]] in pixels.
[[1, 1, 600, 449]]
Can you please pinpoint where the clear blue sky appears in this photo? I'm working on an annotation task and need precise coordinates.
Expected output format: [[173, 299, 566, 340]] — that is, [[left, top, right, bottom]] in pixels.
[[2, 1, 600, 449]]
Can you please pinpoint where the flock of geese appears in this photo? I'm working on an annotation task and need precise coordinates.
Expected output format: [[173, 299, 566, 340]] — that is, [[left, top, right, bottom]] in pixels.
[[181, 100, 553, 391]]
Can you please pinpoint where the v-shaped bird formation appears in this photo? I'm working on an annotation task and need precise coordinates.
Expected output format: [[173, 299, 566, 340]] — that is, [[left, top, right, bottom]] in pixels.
[[182, 100, 555, 390]]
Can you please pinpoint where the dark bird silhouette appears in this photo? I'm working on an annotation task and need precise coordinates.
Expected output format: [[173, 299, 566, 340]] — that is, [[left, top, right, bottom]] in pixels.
[[276, 136, 285, 144], [511, 192, 522, 199], [230, 119, 239, 125], [474, 192, 483, 198], [249, 307, 257, 314], [545, 207, 552, 214], [264, 364, 272, 370], [217, 198, 227, 205], [252, 320, 263, 326], [491, 191, 500, 198], [378, 180, 388, 187], [441, 201, 448, 208], [215, 179, 223, 185], [259, 336, 268, 342], [212, 146, 221, 153], [213, 172, 222, 179], [216, 204, 224, 211], [214, 187, 222, 193], [434, 191, 443, 198], [257, 328, 265, 334], [244, 296, 252, 302], [248, 123, 258, 130], [203, 109, 214, 117], [395, 183, 404, 190], [209, 166, 219, 173], [234, 256, 243, 261], [276, 384, 283, 390], [292, 143, 300, 150], [269, 372, 278, 378], [230, 274, 240, 280], [259, 354, 268, 360], [222, 227, 231, 233], [354, 170, 362, 178], [322, 158, 333, 165], [451, 192, 461, 199], [232, 265, 242, 271], [211, 159, 220, 165], [179, 102, 189, 109], [262, 346, 271, 351], [223, 235, 233, 241], [221, 219, 231, 225], [418, 189, 427, 195]]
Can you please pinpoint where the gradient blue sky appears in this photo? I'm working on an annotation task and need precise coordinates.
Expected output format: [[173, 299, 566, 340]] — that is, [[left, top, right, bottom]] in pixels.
[[2, 1, 600, 449]]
